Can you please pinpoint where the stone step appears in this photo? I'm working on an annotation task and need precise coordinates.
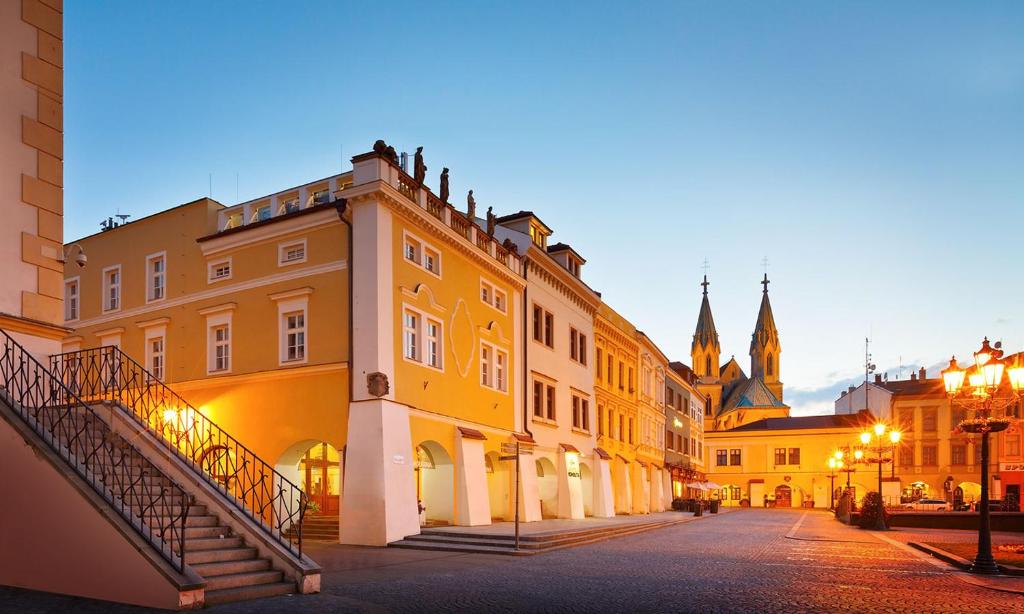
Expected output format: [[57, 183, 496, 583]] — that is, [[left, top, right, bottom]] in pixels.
[[184, 525, 231, 539], [204, 569, 283, 592], [422, 519, 673, 544], [204, 581, 296, 606], [191, 558, 271, 578], [184, 546, 257, 565], [182, 536, 243, 551]]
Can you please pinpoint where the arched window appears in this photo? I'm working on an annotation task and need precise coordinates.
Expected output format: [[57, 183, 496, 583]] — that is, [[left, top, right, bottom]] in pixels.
[[705, 356, 711, 376], [767, 353, 774, 376]]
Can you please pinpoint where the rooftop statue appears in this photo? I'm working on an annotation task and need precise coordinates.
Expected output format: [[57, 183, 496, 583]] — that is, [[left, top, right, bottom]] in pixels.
[[414, 146, 426, 184], [439, 168, 450, 203], [467, 190, 476, 221]]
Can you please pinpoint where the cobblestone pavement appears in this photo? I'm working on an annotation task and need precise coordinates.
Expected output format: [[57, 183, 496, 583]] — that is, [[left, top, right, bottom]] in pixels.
[[2, 509, 1022, 613]]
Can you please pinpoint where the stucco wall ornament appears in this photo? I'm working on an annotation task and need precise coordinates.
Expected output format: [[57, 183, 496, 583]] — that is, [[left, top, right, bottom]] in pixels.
[[367, 372, 390, 398]]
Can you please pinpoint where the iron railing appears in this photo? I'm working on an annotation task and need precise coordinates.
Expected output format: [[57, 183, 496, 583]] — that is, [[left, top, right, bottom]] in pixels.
[[0, 330, 189, 572], [50, 346, 307, 557]]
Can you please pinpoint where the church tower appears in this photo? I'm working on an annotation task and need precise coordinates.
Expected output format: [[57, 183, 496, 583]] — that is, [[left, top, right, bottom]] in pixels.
[[691, 275, 721, 379], [750, 274, 783, 400]]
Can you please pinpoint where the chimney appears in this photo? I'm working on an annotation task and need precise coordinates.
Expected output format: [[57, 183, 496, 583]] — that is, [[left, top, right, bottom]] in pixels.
[[919, 367, 926, 380], [841, 390, 847, 397], [848, 385, 855, 394], [910, 372, 917, 381], [874, 374, 882, 384]]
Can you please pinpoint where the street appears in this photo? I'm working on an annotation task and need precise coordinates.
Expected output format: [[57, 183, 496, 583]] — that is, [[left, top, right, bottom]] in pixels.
[[3, 509, 1021, 613]]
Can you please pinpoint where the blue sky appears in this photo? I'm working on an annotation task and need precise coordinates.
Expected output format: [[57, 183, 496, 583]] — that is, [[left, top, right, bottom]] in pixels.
[[64, 2, 1024, 415]]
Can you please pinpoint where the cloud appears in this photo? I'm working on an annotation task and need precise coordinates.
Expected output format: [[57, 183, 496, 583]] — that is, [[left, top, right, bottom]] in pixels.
[[786, 359, 951, 417]]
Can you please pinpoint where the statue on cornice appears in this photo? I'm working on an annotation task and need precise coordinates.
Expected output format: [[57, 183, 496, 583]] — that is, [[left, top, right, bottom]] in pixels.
[[467, 190, 476, 221], [486, 206, 495, 236], [414, 146, 426, 184], [502, 238, 519, 255], [385, 145, 399, 165], [439, 168, 449, 203], [373, 139, 388, 155]]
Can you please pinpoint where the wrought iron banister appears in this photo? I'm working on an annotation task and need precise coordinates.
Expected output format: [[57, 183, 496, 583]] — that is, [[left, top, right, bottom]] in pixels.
[[50, 346, 307, 557], [0, 330, 189, 572]]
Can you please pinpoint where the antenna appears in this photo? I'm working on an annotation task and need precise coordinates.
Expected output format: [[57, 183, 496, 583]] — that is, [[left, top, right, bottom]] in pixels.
[[761, 256, 769, 276], [340, 144, 344, 172], [701, 258, 710, 276], [208, 173, 212, 198], [400, 152, 409, 172]]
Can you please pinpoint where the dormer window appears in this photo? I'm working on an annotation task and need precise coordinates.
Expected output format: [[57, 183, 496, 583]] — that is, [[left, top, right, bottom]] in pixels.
[[529, 224, 547, 248], [568, 258, 581, 278]]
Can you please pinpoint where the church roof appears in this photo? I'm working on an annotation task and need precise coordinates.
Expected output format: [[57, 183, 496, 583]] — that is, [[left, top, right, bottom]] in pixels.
[[692, 275, 720, 352], [750, 274, 779, 354], [721, 377, 786, 413]]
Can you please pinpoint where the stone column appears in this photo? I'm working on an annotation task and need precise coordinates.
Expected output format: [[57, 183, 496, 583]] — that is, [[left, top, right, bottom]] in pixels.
[[556, 449, 585, 519], [631, 463, 650, 514], [649, 468, 665, 512], [613, 458, 633, 514], [592, 453, 615, 518], [517, 450, 543, 522], [455, 432, 491, 526]]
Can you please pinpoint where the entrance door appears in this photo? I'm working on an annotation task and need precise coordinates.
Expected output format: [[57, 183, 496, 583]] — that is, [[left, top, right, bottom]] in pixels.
[[300, 443, 340, 516], [1007, 485, 1021, 512], [774, 485, 792, 508]]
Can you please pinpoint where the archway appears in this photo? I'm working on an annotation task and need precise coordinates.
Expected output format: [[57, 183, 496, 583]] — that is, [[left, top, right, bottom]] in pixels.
[[536, 457, 558, 519], [580, 462, 594, 517], [774, 485, 792, 508], [957, 481, 982, 509], [485, 451, 511, 521], [416, 441, 454, 526], [275, 440, 344, 537]]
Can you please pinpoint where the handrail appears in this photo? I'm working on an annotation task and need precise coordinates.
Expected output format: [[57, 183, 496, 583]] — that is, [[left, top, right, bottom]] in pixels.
[[50, 346, 307, 558], [0, 330, 189, 572]]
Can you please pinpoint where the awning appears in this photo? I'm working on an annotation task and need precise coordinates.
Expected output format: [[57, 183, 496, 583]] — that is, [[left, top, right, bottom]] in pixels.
[[512, 433, 536, 444], [457, 426, 486, 440], [686, 482, 707, 490], [559, 443, 581, 453], [594, 447, 612, 460], [703, 481, 722, 489]]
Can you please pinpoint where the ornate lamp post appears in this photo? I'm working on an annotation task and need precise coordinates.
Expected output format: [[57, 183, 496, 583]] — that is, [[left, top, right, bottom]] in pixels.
[[941, 338, 1024, 575], [826, 457, 841, 510], [858, 423, 902, 530]]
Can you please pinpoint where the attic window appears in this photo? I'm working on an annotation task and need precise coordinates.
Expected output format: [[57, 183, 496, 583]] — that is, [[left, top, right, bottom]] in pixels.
[[529, 225, 546, 248], [568, 257, 580, 278]]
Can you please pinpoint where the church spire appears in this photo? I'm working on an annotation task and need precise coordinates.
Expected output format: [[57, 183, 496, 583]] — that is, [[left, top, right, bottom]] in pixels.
[[750, 273, 782, 399], [692, 275, 721, 378]]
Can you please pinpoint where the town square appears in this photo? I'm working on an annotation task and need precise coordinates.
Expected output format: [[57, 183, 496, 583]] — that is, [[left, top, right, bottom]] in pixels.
[[0, 2, 1022, 612]]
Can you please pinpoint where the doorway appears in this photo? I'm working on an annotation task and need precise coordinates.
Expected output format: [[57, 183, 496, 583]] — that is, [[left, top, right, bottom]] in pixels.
[[774, 484, 792, 508]]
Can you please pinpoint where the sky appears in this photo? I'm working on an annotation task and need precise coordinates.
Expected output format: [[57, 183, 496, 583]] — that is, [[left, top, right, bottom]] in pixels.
[[64, 2, 1024, 415]]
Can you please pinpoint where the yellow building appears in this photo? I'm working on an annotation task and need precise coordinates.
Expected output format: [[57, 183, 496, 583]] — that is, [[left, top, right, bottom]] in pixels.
[[637, 332, 670, 512], [594, 303, 641, 514], [705, 411, 877, 508], [63, 143, 530, 545]]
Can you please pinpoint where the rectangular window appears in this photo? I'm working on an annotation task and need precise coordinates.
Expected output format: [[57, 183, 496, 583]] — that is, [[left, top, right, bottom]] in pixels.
[[147, 253, 165, 302], [284, 311, 306, 362], [64, 278, 79, 321], [544, 312, 554, 347], [279, 240, 307, 265], [921, 444, 938, 466], [403, 232, 441, 276], [208, 259, 232, 282], [404, 311, 418, 361], [405, 237, 421, 264], [480, 343, 508, 391], [103, 266, 121, 312], [579, 334, 587, 366], [974, 443, 983, 466], [716, 449, 728, 466], [788, 448, 800, 465], [899, 443, 914, 466], [533, 381, 544, 418], [618, 414, 624, 442], [596, 348, 603, 379], [426, 320, 441, 368], [570, 329, 578, 361], [148, 336, 165, 380], [774, 448, 786, 465], [256, 205, 271, 221], [313, 189, 330, 205], [281, 197, 300, 214], [951, 443, 966, 465], [628, 417, 634, 444], [597, 405, 604, 436], [480, 279, 506, 312], [423, 246, 441, 275], [607, 354, 614, 385], [212, 325, 230, 372], [1006, 434, 1021, 457], [628, 367, 634, 393], [572, 396, 581, 429], [618, 362, 624, 390], [729, 449, 741, 466], [922, 408, 938, 433], [666, 428, 674, 450], [546, 385, 556, 420]]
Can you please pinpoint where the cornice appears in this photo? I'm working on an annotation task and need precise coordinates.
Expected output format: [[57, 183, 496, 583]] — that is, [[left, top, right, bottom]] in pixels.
[[525, 256, 599, 315]]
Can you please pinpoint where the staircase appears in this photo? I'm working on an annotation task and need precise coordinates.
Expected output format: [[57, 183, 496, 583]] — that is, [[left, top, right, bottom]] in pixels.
[[390, 516, 690, 555], [286, 515, 339, 542], [74, 409, 297, 605]]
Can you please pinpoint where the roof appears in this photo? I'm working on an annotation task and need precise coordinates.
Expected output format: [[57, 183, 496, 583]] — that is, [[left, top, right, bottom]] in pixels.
[[720, 356, 745, 378], [726, 410, 872, 432], [877, 378, 945, 396], [68, 197, 223, 245], [546, 242, 585, 263], [197, 200, 343, 242], [692, 276, 720, 352], [494, 210, 552, 234], [750, 274, 779, 354], [721, 377, 786, 413]]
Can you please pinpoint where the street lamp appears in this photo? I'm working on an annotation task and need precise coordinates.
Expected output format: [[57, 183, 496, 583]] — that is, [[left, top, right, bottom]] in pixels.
[[826, 457, 845, 511], [941, 338, 1024, 575], [858, 422, 902, 530]]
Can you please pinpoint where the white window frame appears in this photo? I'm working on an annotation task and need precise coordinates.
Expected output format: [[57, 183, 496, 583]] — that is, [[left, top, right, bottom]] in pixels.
[[282, 311, 306, 363], [480, 277, 507, 314], [571, 392, 591, 432], [401, 303, 443, 372], [207, 257, 233, 283], [146, 251, 167, 304], [102, 265, 121, 313], [270, 288, 312, 367], [201, 307, 234, 375], [144, 328, 166, 381], [480, 341, 509, 393], [278, 239, 308, 267], [402, 230, 442, 278], [64, 276, 80, 322]]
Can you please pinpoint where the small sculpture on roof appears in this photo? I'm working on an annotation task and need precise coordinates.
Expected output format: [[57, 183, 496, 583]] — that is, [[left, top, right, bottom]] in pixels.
[[385, 145, 399, 165], [413, 146, 426, 184], [502, 238, 519, 255], [466, 190, 476, 221], [486, 206, 496, 236], [439, 168, 449, 203]]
